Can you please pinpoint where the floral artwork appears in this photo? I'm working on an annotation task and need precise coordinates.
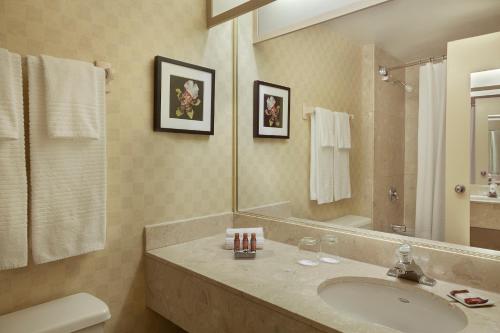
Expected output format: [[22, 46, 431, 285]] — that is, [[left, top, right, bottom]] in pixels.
[[170, 76, 204, 121], [254, 80, 290, 139], [263, 94, 283, 128], [154, 56, 215, 135]]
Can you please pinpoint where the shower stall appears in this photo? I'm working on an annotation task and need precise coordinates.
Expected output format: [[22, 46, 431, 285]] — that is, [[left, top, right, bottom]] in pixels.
[[374, 54, 447, 241]]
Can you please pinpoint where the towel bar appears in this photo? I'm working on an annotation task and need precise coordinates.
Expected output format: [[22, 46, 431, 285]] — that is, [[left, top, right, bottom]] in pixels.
[[302, 104, 354, 120], [94, 61, 113, 93]]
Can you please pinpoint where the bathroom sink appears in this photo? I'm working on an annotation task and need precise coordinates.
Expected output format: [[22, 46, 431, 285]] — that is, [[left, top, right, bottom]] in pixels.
[[318, 277, 467, 333]]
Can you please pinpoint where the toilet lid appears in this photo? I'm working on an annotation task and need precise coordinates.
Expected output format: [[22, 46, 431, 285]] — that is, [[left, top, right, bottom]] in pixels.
[[0, 293, 111, 333]]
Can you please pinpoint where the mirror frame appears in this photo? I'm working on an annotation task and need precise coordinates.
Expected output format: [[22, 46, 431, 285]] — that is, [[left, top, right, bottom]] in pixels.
[[207, 0, 275, 28]]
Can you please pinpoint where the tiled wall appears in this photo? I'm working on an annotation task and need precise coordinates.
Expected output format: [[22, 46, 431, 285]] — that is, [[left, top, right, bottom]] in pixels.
[[372, 47, 406, 232], [404, 66, 420, 232], [237, 13, 373, 221], [0, 1, 232, 332]]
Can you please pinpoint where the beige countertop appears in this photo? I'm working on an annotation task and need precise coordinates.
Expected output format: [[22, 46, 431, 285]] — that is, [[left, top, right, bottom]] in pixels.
[[146, 234, 500, 333]]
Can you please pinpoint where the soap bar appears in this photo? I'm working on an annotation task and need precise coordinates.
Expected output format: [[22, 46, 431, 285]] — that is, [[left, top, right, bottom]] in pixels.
[[448, 289, 493, 308], [464, 297, 488, 305]]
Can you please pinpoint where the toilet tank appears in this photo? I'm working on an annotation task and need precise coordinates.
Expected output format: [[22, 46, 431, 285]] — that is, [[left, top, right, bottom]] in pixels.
[[0, 293, 111, 333]]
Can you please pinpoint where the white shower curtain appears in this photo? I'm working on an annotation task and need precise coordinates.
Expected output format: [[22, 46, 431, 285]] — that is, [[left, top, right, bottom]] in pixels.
[[415, 61, 447, 241]]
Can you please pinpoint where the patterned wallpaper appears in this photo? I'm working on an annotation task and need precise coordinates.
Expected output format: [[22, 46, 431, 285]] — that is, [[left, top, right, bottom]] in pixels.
[[0, 0, 232, 332], [237, 13, 373, 221]]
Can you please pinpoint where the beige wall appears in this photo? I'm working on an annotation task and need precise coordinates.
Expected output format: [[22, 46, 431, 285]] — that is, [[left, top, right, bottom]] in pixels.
[[237, 13, 373, 221], [0, 0, 233, 332], [372, 48, 405, 232], [446, 31, 500, 245], [403, 66, 419, 232]]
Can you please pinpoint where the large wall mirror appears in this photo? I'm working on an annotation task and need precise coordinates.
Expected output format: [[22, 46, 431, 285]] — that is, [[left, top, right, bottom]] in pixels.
[[235, 1, 500, 254]]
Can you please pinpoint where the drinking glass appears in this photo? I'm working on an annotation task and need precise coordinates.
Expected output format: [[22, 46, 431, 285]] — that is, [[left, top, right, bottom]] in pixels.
[[297, 237, 320, 266], [319, 234, 340, 264]]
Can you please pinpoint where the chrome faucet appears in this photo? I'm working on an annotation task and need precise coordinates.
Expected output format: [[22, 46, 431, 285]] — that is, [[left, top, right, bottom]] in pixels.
[[387, 244, 436, 286], [388, 186, 399, 202]]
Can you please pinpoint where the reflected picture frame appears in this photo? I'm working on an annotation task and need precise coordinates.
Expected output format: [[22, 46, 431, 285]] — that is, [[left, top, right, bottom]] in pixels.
[[154, 56, 215, 135], [253, 80, 291, 139]]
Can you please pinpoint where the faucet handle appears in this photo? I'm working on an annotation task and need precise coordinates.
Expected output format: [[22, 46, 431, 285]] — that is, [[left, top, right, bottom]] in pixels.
[[397, 244, 413, 264]]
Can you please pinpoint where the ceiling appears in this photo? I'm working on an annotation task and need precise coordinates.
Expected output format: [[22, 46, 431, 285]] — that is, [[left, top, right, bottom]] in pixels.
[[326, 0, 500, 62]]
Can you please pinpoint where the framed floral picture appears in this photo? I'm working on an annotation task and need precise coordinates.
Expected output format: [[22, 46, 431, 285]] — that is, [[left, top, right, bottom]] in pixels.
[[154, 56, 215, 135], [253, 80, 290, 138]]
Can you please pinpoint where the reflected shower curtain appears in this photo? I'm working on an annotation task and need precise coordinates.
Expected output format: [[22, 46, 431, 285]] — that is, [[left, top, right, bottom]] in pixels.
[[415, 61, 447, 241]]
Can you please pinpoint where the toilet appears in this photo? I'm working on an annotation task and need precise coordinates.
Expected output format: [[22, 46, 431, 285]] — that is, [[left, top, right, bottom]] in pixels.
[[0, 293, 111, 333]]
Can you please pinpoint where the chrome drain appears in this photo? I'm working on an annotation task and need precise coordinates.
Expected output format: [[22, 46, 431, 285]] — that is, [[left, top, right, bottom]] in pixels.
[[398, 297, 410, 303]]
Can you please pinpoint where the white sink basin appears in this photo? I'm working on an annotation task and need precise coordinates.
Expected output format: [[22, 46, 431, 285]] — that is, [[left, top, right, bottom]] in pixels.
[[318, 277, 467, 333]]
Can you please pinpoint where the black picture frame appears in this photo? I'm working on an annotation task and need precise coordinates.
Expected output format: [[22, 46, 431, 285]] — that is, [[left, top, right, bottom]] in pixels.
[[253, 80, 291, 139], [154, 56, 216, 135]]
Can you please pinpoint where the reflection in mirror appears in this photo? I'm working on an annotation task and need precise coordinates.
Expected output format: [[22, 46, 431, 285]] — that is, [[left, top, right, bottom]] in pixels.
[[237, 1, 500, 253], [470, 69, 500, 250], [470, 69, 500, 185], [490, 127, 500, 175]]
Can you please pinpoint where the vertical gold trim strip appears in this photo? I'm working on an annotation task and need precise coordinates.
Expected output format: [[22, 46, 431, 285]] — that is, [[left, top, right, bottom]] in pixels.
[[232, 18, 239, 212]]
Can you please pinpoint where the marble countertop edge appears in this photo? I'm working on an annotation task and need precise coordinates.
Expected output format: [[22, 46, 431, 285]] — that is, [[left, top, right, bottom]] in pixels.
[[145, 250, 337, 333]]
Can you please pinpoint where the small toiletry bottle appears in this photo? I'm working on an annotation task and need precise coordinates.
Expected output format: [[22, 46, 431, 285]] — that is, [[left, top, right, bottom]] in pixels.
[[234, 233, 240, 252], [242, 233, 249, 251], [250, 233, 257, 252]]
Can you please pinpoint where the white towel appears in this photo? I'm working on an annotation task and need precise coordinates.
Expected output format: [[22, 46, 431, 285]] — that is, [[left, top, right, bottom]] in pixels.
[[334, 112, 351, 149], [333, 112, 351, 200], [224, 237, 264, 250], [41, 55, 100, 139], [333, 148, 351, 200], [226, 227, 264, 238], [0, 51, 27, 270], [316, 107, 335, 147], [0, 48, 19, 140], [28, 56, 106, 264], [310, 108, 334, 204]]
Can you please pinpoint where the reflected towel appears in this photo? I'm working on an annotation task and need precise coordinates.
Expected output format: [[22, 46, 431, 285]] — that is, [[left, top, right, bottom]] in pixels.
[[310, 108, 334, 204], [334, 112, 351, 149], [333, 148, 351, 200], [332, 112, 351, 201], [316, 107, 335, 147]]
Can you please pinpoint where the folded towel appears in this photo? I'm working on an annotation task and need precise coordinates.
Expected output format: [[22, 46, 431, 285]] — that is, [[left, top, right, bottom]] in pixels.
[[0, 48, 19, 140], [224, 237, 264, 250], [310, 110, 334, 204], [28, 55, 106, 264], [41, 55, 100, 139], [0, 50, 27, 270], [334, 111, 351, 149], [226, 227, 264, 238], [315, 107, 335, 147], [332, 111, 351, 201], [333, 147, 351, 201]]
